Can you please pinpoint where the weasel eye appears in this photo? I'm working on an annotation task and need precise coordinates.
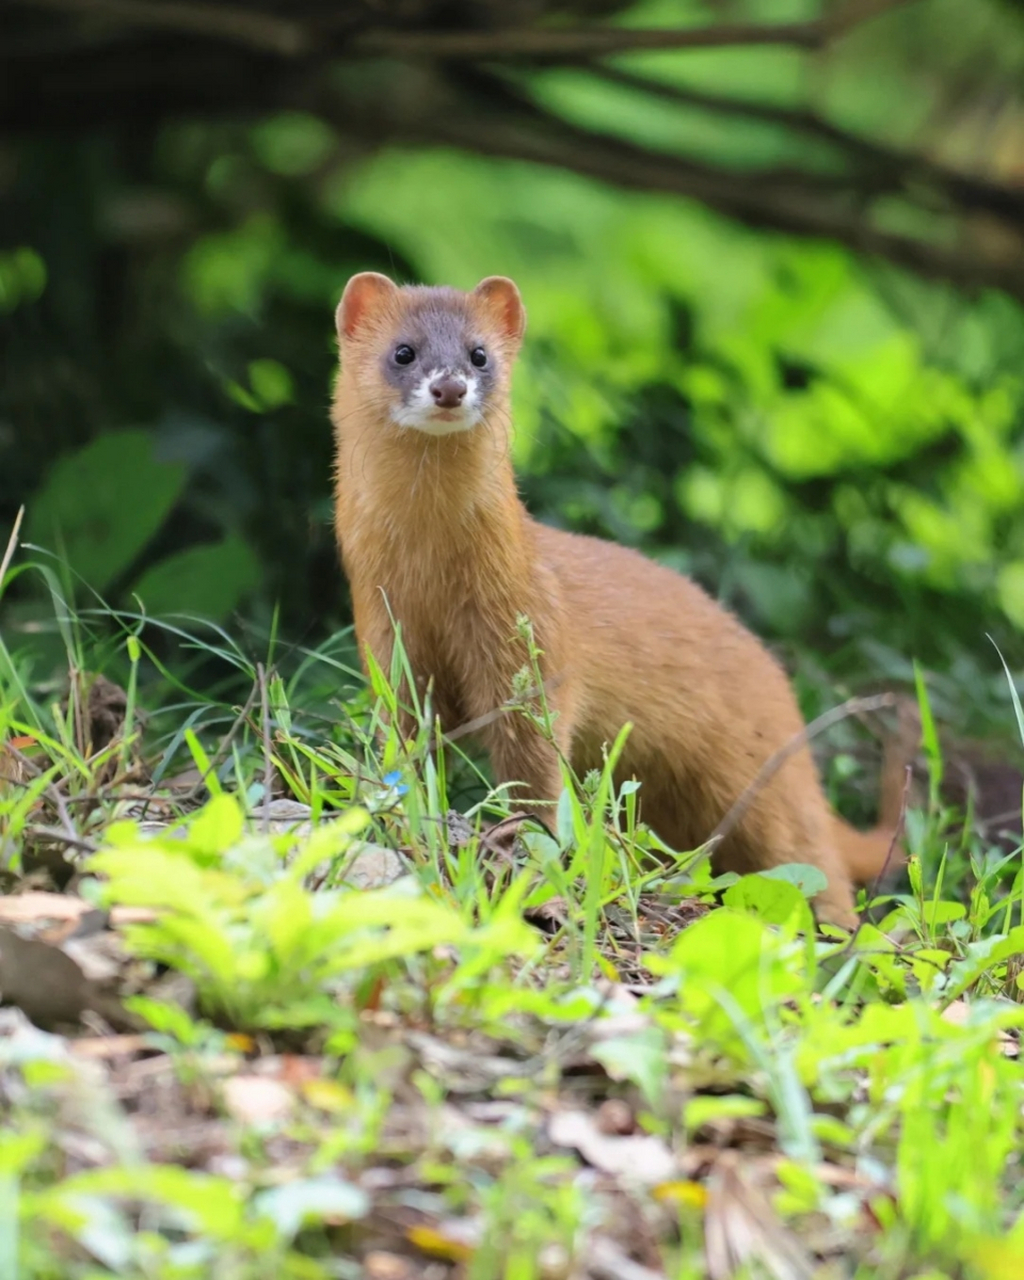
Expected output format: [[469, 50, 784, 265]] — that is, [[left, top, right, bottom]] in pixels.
[[394, 345, 416, 365], [470, 347, 487, 368]]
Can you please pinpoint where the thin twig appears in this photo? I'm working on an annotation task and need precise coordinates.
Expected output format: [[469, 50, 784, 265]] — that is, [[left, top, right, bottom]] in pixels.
[[0, 505, 24, 590], [838, 762, 912, 949], [440, 673, 565, 747], [706, 693, 896, 849], [354, 20, 825, 60], [867, 764, 912, 899], [62, 789, 173, 808], [25, 824, 98, 854], [256, 662, 273, 835], [351, 4, 911, 62]]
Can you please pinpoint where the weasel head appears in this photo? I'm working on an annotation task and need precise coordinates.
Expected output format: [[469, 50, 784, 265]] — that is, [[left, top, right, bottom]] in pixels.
[[335, 273, 526, 437]]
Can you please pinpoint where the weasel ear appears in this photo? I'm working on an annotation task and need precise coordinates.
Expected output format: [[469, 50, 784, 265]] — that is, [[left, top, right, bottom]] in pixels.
[[473, 276, 526, 343], [337, 272, 397, 340]]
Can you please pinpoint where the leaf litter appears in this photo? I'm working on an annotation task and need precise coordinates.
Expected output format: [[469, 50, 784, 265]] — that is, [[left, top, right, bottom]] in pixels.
[[2, 666, 1024, 1277]]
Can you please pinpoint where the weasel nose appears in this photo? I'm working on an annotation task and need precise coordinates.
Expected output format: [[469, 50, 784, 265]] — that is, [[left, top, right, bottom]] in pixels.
[[430, 375, 467, 409]]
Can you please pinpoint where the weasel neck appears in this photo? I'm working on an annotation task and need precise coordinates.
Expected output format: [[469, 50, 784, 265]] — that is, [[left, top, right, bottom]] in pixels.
[[332, 377, 529, 578]]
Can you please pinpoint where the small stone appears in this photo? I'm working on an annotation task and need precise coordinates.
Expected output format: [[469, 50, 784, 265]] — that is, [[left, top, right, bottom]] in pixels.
[[596, 1098, 635, 1135], [221, 1075, 294, 1126], [364, 1251, 413, 1280], [538, 1243, 571, 1279]]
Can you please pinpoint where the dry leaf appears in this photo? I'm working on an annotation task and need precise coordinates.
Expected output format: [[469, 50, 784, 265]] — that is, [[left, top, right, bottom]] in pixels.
[[0, 894, 156, 931], [0, 892, 91, 925], [942, 999, 1020, 1056], [548, 1110, 676, 1184], [653, 1180, 708, 1209], [406, 1222, 475, 1263], [221, 1075, 295, 1125], [586, 1236, 665, 1280], [0, 739, 36, 788], [70, 1034, 152, 1059], [273, 1055, 323, 1086], [705, 1154, 815, 1280], [302, 1078, 355, 1113]]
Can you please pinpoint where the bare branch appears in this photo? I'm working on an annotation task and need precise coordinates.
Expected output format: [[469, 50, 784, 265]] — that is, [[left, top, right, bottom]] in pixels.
[[707, 694, 896, 849], [21, 0, 309, 56], [25, 824, 99, 854], [407, 82, 1024, 299], [353, 21, 822, 61], [588, 64, 902, 164], [351, 0, 917, 60], [4, 0, 1020, 300], [587, 64, 1024, 221]]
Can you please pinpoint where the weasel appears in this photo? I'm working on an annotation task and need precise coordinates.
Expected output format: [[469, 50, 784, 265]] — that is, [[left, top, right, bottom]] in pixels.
[[331, 272, 906, 929]]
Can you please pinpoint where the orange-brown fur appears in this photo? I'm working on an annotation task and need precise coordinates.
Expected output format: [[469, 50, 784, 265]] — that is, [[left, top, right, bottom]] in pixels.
[[332, 273, 907, 928]]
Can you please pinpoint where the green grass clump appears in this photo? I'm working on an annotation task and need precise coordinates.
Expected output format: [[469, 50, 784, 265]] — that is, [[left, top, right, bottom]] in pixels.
[[1, 554, 1024, 1280]]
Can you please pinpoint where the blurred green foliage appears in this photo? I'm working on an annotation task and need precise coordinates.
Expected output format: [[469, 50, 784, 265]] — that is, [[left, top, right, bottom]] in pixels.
[[2, 32, 1023, 739]]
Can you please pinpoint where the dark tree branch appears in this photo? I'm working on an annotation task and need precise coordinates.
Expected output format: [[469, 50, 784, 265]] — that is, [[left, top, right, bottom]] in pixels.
[[352, 20, 829, 61], [3, 0, 1022, 301], [12, 0, 916, 62], [588, 63, 911, 165], [353, 69, 1024, 298], [584, 64, 1024, 221], [16, 0, 310, 55], [352, 1, 917, 60]]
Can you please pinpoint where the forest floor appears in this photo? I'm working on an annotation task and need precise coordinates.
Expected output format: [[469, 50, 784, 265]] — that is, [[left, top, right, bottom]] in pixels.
[[2, 603, 1024, 1280]]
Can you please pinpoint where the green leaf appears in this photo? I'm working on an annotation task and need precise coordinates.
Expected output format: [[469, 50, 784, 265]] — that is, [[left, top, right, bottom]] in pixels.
[[759, 863, 828, 898], [914, 661, 943, 796], [182, 214, 283, 315], [248, 358, 294, 408], [313, 888, 468, 971], [996, 562, 1024, 630], [54, 1167, 243, 1238], [648, 909, 809, 1041], [990, 636, 1024, 748], [944, 926, 1024, 1000], [251, 113, 336, 177], [131, 534, 260, 621], [188, 793, 245, 858], [55, 1194, 132, 1271], [254, 1177, 368, 1239], [125, 996, 199, 1043], [0, 246, 47, 311], [28, 429, 187, 591], [723, 873, 815, 929], [590, 1025, 667, 1108], [684, 1095, 767, 1131], [0, 1130, 47, 1174], [921, 900, 966, 928]]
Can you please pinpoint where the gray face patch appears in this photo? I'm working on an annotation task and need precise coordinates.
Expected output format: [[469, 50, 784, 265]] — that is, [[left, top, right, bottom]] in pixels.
[[379, 289, 498, 435]]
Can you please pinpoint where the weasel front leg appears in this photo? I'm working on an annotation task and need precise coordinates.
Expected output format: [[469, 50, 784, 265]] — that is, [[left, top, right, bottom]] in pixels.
[[483, 709, 567, 817], [470, 651, 575, 820]]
